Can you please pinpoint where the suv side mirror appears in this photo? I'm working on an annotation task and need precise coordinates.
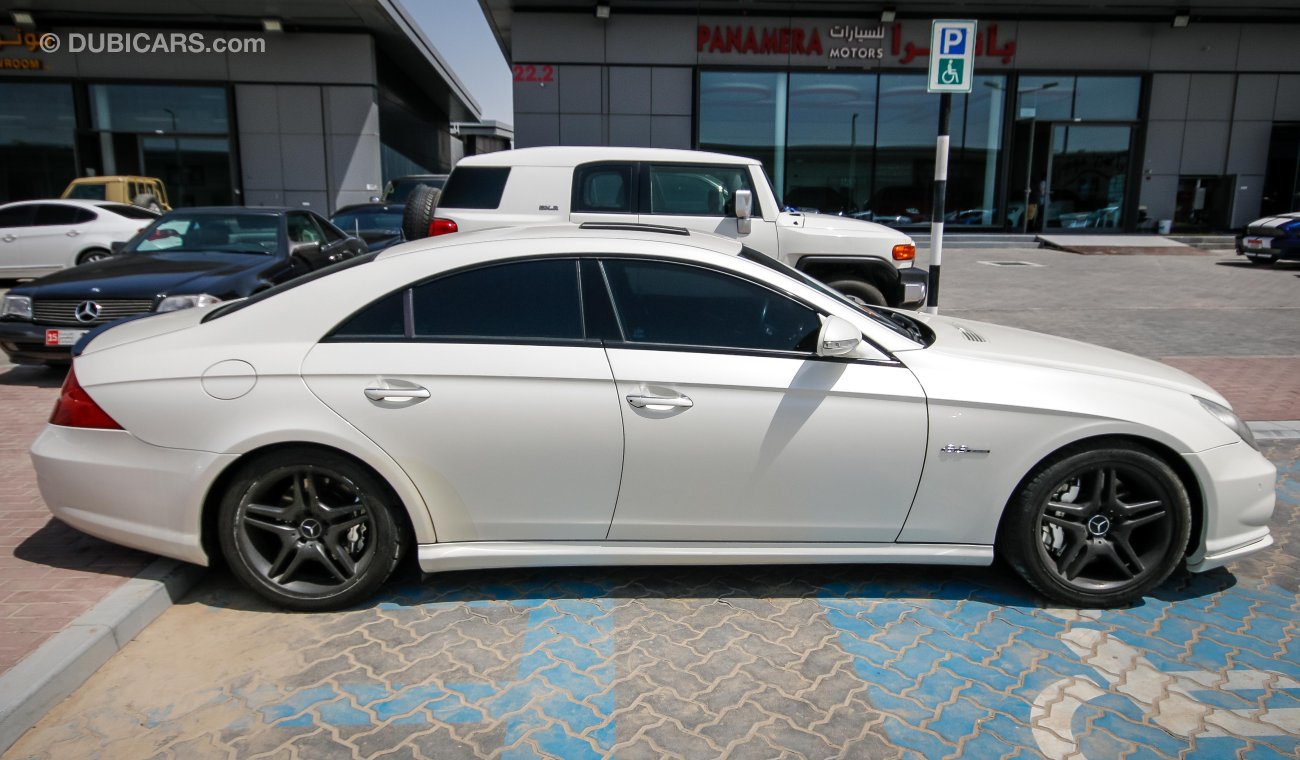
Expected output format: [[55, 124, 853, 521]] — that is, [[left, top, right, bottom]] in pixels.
[[817, 314, 862, 357], [734, 189, 753, 235]]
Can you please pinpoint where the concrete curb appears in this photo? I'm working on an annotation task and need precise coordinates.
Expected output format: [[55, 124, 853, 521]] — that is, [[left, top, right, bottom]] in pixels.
[[1249, 420, 1300, 441], [0, 558, 205, 754]]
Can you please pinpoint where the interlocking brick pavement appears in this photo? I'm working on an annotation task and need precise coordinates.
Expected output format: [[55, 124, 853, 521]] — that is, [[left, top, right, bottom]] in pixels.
[[0, 365, 152, 675], [6, 443, 1296, 758], [1158, 357, 1300, 422]]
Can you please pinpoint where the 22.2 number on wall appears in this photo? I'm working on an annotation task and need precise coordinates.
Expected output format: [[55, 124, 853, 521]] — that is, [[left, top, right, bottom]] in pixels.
[[513, 64, 555, 83]]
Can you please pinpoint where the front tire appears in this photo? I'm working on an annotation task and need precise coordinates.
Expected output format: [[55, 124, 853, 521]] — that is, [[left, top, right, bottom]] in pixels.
[[827, 278, 887, 307], [997, 443, 1191, 608], [217, 448, 407, 611]]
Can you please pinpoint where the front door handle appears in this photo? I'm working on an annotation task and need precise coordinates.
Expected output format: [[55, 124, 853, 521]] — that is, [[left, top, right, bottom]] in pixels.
[[364, 386, 430, 401], [66, 230, 80, 237], [1, 235, 14, 243], [626, 393, 693, 409]]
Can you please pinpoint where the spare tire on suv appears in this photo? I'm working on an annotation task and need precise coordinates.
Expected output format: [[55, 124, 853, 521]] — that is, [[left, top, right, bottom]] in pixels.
[[402, 185, 440, 241]]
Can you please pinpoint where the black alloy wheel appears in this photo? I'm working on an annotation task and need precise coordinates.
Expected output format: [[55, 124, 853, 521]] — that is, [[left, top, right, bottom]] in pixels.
[[999, 444, 1191, 608], [218, 449, 406, 611]]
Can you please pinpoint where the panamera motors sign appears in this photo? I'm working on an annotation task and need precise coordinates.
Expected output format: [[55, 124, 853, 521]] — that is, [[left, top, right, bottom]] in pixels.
[[927, 20, 976, 93]]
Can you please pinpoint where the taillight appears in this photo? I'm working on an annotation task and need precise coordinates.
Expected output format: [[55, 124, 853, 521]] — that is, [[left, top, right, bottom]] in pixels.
[[892, 243, 916, 261], [429, 218, 458, 236], [49, 367, 122, 430]]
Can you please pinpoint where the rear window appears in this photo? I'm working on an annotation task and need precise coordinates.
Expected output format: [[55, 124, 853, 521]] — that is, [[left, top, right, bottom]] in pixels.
[[438, 167, 510, 209], [100, 203, 158, 220]]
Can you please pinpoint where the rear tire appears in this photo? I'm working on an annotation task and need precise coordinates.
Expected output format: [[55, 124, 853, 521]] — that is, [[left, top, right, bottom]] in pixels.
[[76, 248, 111, 265], [402, 185, 440, 241], [827, 278, 887, 307], [997, 443, 1191, 608], [217, 448, 407, 611]]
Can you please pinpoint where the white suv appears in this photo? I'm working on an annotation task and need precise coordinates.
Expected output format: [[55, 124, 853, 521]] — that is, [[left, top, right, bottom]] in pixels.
[[407, 147, 927, 308]]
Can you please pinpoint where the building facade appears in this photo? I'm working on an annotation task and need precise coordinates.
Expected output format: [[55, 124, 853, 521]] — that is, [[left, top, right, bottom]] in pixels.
[[497, 7, 1300, 232], [0, 0, 483, 213]]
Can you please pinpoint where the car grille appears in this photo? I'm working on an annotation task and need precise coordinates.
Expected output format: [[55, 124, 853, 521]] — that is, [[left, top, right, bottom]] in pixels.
[[32, 299, 154, 326]]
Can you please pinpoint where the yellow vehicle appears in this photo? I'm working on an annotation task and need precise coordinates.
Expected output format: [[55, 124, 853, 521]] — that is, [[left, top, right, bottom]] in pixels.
[[61, 176, 172, 212]]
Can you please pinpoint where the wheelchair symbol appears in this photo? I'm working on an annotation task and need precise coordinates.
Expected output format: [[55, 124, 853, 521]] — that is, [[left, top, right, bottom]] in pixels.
[[940, 60, 960, 85], [1032, 628, 1300, 758]]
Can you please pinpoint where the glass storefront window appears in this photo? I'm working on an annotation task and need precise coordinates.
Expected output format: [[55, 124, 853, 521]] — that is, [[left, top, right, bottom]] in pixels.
[[784, 73, 877, 215], [698, 71, 784, 190], [1074, 76, 1141, 120], [0, 83, 77, 201], [949, 75, 1006, 226], [1017, 76, 1073, 120], [1046, 125, 1132, 229], [89, 84, 228, 133]]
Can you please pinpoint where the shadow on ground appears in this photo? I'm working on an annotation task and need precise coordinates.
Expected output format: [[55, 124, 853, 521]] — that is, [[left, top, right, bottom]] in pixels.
[[0, 363, 65, 388]]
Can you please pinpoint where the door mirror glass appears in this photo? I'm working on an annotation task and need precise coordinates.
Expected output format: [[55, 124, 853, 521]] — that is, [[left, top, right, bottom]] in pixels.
[[817, 314, 861, 357]]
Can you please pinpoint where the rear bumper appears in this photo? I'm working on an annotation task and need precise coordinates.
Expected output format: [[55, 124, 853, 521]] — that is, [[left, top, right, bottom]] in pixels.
[[30, 424, 235, 566], [1183, 441, 1276, 573]]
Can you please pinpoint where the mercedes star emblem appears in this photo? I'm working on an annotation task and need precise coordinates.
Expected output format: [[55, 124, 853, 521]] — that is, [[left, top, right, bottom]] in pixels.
[[74, 300, 101, 323]]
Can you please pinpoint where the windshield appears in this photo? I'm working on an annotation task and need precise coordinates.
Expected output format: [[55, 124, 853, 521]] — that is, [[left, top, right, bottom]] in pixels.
[[332, 209, 402, 233], [130, 212, 281, 255], [738, 247, 929, 344]]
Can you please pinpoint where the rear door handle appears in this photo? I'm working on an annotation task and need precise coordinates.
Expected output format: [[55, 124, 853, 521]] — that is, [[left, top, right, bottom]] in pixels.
[[1, 235, 14, 243], [66, 230, 80, 237], [626, 393, 693, 409], [364, 386, 430, 401]]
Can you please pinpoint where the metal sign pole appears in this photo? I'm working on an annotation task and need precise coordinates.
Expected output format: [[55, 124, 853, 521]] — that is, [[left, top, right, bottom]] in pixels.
[[925, 92, 952, 315]]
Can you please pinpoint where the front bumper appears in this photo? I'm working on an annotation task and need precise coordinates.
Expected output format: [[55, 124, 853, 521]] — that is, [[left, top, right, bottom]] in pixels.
[[1236, 236, 1300, 261], [899, 267, 928, 308], [1183, 441, 1276, 573], [0, 320, 75, 364], [30, 424, 236, 566]]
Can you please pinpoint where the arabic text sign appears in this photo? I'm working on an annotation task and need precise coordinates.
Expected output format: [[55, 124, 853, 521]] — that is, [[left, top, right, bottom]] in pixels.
[[928, 20, 976, 93]]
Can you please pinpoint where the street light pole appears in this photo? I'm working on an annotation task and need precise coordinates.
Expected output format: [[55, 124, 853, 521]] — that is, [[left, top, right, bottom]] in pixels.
[[162, 108, 183, 205]]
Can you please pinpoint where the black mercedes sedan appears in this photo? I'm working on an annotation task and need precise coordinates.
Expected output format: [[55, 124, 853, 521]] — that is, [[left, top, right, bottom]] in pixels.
[[0, 207, 365, 364]]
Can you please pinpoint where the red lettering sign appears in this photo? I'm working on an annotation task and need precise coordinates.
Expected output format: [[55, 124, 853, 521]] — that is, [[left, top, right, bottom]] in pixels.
[[512, 64, 555, 83], [697, 25, 824, 56]]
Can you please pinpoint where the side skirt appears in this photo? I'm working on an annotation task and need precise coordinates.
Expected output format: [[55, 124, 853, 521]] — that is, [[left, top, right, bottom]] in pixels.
[[417, 541, 993, 574]]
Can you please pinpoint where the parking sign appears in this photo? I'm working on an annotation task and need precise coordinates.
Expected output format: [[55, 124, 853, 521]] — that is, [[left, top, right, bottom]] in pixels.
[[928, 20, 977, 93]]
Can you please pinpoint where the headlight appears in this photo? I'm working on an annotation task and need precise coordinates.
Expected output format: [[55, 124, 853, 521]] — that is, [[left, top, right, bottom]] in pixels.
[[156, 294, 222, 313], [1, 295, 32, 319], [1196, 396, 1259, 450]]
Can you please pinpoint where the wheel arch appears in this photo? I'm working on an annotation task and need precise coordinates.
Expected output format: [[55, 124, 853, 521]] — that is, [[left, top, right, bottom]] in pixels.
[[994, 433, 1204, 559], [200, 441, 424, 568], [793, 256, 902, 304]]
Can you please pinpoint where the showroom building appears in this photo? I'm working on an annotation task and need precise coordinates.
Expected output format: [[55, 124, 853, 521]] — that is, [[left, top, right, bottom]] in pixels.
[[484, 0, 1300, 231], [0, 0, 483, 213]]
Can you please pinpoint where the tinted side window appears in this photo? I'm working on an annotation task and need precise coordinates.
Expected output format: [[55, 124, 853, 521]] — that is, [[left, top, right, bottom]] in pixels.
[[573, 163, 633, 213], [331, 291, 406, 340], [73, 208, 97, 224], [647, 164, 756, 217], [439, 167, 511, 209], [412, 259, 582, 341], [314, 213, 346, 243], [102, 203, 157, 220], [34, 204, 83, 226], [601, 259, 821, 353], [0, 205, 36, 228], [287, 212, 324, 243]]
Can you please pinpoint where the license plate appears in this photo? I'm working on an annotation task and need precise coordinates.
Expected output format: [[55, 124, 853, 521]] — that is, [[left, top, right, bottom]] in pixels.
[[44, 328, 87, 347], [1244, 236, 1269, 251]]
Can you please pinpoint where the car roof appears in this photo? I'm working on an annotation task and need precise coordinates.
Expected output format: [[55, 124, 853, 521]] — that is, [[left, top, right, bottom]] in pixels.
[[161, 206, 293, 215], [378, 223, 743, 262], [456, 146, 760, 168], [0, 199, 122, 210], [67, 176, 160, 183], [333, 203, 403, 214]]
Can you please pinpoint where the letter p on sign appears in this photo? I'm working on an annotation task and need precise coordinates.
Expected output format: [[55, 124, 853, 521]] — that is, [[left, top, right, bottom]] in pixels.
[[928, 20, 977, 93]]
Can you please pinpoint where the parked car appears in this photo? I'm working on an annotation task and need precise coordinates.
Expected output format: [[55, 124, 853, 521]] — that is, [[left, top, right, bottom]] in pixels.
[[62, 176, 172, 212], [1236, 211, 1300, 266], [0, 207, 365, 364], [0, 200, 159, 278], [29, 223, 1274, 611], [403, 147, 925, 308], [330, 203, 405, 252], [382, 174, 448, 204]]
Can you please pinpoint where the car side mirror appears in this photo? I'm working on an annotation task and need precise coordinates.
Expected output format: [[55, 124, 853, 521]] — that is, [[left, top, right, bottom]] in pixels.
[[734, 189, 753, 235], [110, 241, 126, 254], [817, 314, 862, 357], [289, 241, 321, 259]]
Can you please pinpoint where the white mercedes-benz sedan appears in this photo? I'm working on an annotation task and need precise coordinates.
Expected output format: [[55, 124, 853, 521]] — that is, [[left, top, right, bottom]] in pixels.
[[29, 224, 1275, 610]]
